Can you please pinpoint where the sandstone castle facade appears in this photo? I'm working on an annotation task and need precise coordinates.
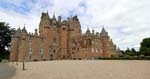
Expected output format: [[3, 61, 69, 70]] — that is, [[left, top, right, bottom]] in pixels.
[[10, 12, 119, 61]]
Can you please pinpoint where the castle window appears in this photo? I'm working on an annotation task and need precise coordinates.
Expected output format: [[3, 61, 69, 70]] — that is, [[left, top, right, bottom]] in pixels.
[[84, 40, 86, 45], [77, 48, 79, 52], [62, 25, 65, 28], [29, 48, 32, 54], [29, 48, 32, 60], [72, 48, 75, 50], [72, 52, 75, 54], [92, 40, 94, 45], [29, 39, 32, 45], [41, 55, 43, 59], [100, 49, 102, 53], [29, 55, 32, 60], [62, 28, 66, 30], [40, 48, 44, 59], [92, 48, 94, 53], [53, 50, 55, 53], [96, 48, 98, 53]]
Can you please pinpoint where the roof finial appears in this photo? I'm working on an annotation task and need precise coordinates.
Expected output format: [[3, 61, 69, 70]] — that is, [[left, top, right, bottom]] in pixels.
[[47, 9, 48, 13]]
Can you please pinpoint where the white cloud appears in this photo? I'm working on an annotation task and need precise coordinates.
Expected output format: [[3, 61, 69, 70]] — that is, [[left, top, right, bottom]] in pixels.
[[0, 0, 150, 50]]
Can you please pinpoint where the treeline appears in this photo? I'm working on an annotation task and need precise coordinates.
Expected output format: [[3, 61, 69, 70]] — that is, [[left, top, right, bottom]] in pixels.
[[120, 38, 150, 57]]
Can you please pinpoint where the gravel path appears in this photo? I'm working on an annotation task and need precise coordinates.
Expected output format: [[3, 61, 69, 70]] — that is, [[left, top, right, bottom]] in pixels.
[[0, 63, 16, 79], [9, 60, 150, 79]]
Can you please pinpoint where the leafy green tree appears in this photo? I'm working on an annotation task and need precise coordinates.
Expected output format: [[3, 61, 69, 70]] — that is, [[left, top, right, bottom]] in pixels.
[[124, 48, 137, 56], [140, 38, 150, 56], [0, 22, 15, 61], [131, 48, 136, 53]]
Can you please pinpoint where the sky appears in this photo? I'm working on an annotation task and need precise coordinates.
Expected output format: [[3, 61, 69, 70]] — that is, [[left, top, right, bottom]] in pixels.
[[0, 0, 150, 51]]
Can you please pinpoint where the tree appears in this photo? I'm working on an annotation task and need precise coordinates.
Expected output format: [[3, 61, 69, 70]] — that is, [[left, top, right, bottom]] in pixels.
[[140, 38, 150, 56], [0, 22, 15, 61], [124, 48, 137, 56]]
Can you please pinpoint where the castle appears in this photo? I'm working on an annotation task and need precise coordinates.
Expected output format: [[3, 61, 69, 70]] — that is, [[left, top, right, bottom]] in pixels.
[[10, 12, 119, 62]]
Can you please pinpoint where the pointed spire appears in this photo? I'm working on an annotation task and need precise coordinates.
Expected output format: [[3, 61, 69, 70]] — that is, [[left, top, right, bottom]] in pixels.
[[34, 29, 38, 36], [58, 16, 61, 24], [52, 13, 56, 19], [100, 27, 108, 36], [47, 9, 48, 14], [14, 27, 21, 37], [17, 26, 21, 31], [87, 27, 90, 31], [86, 27, 90, 34], [110, 39, 114, 45], [22, 24, 27, 34], [102, 27, 106, 33], [22, 24, 26, 31], [92, 29, 95, 35], [111, 39, 113, 42]]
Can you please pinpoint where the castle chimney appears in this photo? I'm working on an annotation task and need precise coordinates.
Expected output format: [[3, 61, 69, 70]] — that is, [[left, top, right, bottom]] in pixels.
[[34, 29, 38, 36], [92, 29, 94, 35], [58, 16, 61, 24]]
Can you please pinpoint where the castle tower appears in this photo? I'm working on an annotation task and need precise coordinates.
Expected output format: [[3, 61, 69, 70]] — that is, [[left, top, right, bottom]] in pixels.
[[72, 16, 81, 35], [67, 16, 82, 59], [59, 20, 68, 59], [39, 12, 60, 60], [100, 27, 111, 57], [18, 27, 29, 61], [39, 12, 50, 36], [10, 28, 21, 61]]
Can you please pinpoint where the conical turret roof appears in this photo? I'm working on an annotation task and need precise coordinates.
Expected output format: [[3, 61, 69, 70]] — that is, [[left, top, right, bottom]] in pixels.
[[100, 27, 108, 36], [14, 27, 21, 37]]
